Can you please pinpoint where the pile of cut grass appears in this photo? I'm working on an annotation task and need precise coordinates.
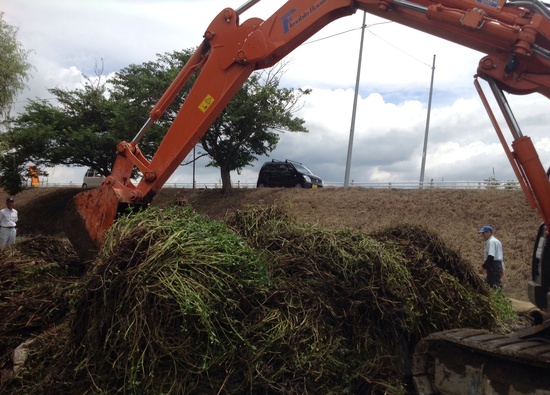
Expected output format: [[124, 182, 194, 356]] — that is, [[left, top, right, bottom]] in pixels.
[[0, 236, 82, 385], [228, 206, 513, 392], [1, 205, 514, 394]]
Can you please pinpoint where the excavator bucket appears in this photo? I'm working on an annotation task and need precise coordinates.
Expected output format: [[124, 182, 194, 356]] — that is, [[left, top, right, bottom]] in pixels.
[[64, 187, 122, 262]]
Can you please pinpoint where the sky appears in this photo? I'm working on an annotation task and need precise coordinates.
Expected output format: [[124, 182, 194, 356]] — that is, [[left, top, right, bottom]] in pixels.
[[3, 0, 550, 187]]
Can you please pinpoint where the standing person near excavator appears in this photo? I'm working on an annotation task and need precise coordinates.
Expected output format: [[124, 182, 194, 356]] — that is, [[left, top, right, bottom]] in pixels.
[[478, 225, 504, 289], [0, 197, 18, 251]]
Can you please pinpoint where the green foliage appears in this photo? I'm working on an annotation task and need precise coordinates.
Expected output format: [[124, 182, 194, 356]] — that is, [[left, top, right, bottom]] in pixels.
[[490, 287, 518, 323], [4, 76, 123, 178], [2, 49, 307, 192], [108, 49, 196, 154], [0, 51, 195, 187], [0, 151, 27, 195], [74, 206, 270, 394], [200, 63, 310, 190], [0, 12, 33, 121], [0, 13, 33, 192]]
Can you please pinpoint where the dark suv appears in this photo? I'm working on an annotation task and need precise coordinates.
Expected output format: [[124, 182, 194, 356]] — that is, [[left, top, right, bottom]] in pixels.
[[256, 160, 323, 188]]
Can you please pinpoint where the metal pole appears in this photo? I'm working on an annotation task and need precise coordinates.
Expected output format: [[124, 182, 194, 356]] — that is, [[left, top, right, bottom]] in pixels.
[[236, 0, 262, 15], [344, 12, 367, 187], [132, 117, 154, 143], [419, 54, 436, 188], [193, 146, 196, 189]]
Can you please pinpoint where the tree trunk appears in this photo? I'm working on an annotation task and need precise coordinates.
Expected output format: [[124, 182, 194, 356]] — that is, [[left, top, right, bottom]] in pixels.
[[220, 166, 232, 192]]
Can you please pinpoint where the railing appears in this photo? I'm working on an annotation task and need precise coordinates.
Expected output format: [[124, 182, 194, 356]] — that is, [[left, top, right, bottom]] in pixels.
[[30, 180, 522, 190]]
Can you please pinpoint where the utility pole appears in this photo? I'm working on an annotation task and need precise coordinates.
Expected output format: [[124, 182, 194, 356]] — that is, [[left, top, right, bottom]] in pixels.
[[344, 12, 367, 188], [193, 146, 196, 189], [419, 54, 436, 188]]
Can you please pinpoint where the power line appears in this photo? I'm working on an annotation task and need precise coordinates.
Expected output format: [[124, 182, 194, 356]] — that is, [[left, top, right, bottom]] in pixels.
[[12, 21, 433, 110], [365, 28, 433, 68], [304, 27, 364, 45], [303, 19, 432, 69]]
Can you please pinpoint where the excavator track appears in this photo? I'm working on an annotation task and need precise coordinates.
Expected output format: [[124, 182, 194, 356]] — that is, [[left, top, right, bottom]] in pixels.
[[412, 328, 550, 395]]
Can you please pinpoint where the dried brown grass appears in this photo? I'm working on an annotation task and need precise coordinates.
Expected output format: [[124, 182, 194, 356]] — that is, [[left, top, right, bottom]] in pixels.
[[156, 187, 540, 300]]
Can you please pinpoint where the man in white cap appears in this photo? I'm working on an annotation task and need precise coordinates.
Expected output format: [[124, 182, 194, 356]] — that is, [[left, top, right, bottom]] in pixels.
[[478, 225, 504, 289], [0, 196, 18, 251]]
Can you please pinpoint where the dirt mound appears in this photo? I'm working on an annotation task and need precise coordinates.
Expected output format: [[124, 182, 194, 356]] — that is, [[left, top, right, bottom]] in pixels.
[[2, 186, 540, 301], [8, 188, 82, 237], [157, 187, 539, 301]]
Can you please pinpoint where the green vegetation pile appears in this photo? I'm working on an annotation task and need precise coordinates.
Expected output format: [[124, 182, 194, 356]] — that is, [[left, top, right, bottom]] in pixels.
[[0, 205, 515, 394]]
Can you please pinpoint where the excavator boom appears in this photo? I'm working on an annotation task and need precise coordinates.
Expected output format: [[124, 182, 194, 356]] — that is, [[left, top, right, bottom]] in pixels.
[[68, 0, 550, 259]]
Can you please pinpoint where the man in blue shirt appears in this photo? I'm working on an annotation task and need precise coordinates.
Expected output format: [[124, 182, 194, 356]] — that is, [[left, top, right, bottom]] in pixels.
[[478, 225, 504, 289]]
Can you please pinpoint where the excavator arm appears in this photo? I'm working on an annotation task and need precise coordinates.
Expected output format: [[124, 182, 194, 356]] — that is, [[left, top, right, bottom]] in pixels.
[[65, 1, 550, 392], [68, 0, 550, 261]]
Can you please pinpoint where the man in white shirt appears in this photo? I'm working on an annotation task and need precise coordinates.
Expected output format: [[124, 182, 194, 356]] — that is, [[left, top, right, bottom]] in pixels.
[[0, 197, 18, 251], [478, 225, 504, 289]]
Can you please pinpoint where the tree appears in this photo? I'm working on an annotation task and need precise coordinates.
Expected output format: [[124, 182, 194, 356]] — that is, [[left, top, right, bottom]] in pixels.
[[2, 49, 309, 192], [200, 63, 310, 191], [108, 49, 196, 156], [0, 12, 33, 193], [0, 151, 27, 195], [110, 51, 310, 191], [2, 74, 119, 178], [0, 12, 33, 122], [1, 50, 195, 184]]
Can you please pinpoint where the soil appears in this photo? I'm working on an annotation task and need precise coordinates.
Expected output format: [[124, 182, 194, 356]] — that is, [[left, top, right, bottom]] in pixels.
[[3, 186, 540, 301]]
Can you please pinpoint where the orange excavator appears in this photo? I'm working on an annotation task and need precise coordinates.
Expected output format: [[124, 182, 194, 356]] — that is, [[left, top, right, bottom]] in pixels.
[[65, 0, 550, 392]]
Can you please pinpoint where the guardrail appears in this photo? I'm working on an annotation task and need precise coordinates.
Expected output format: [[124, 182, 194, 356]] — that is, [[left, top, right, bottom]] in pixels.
[[30, 180, 522, 190]]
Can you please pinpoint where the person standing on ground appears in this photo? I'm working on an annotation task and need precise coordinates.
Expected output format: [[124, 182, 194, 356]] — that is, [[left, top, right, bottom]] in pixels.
[[478, 225, 504, 289], [0, 197, 18, 251]]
